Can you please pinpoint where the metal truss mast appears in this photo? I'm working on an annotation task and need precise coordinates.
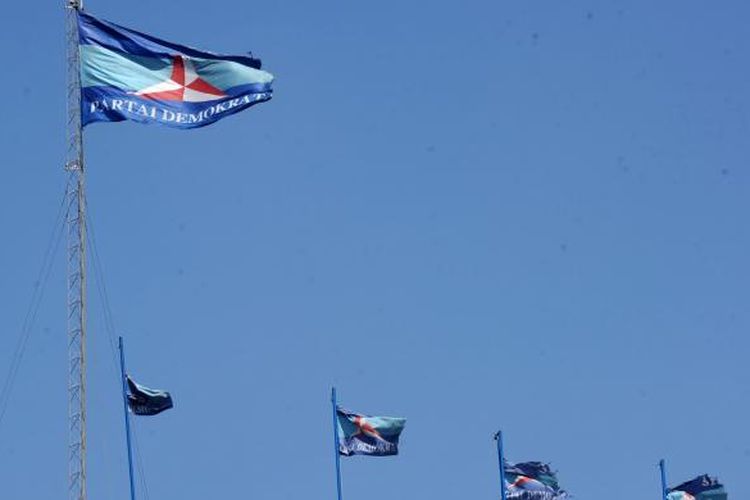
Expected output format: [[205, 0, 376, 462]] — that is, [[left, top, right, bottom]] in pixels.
[[65, 1, 87, 499]]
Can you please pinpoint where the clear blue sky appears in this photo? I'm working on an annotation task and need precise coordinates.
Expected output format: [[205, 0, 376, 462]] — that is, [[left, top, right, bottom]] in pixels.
[[1, 1, 748, 498]]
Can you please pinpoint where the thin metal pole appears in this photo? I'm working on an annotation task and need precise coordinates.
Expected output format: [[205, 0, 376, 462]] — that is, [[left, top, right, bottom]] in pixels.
[[659, 459, 668, 500], [118, 337, 137, 500], [331, 387, 343, 500], [494, 431, 508, 500]]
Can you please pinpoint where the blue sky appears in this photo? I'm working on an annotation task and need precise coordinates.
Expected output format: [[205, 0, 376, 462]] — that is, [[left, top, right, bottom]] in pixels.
[[1, 1, 749, 498]]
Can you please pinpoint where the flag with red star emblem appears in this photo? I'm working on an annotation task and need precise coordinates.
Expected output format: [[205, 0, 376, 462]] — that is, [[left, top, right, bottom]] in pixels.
[[77, 11, 273, 129], [504, 461, 570, 500], [668, 475, 727, 500], [336, 407, 406, 457]]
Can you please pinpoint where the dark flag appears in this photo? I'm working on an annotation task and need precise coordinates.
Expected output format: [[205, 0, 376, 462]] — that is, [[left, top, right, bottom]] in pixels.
[[336, 407, 406, 457], [504, 461, 570, 500], [127, 376, 173, 416], [668, 475, 727, 500]]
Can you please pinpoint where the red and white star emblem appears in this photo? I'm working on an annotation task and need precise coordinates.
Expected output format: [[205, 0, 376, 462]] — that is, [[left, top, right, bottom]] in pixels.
[[134, 55, 226, 102], [352, 416, 387, 443]]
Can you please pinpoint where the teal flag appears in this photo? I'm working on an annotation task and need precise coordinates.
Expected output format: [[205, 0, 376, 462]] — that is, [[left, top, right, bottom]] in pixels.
[[336, 407, 406, 456]]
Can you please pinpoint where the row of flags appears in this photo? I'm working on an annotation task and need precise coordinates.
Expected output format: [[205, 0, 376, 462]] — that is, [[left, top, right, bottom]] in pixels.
[[127, 377, 727, 500], [77, 8, 728, 500]]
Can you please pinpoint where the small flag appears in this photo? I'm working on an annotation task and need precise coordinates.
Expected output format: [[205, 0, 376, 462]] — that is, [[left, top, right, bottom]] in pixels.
[[504, 461, 570, 500], [77, 12, 273, 129], [127, 376, 173, 416], [336, 407, 406, 457], [668, 475, 727, 500]]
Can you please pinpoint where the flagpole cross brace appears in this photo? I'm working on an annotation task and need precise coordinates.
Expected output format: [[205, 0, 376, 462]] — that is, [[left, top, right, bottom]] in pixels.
[[65, 160, 82, 172]]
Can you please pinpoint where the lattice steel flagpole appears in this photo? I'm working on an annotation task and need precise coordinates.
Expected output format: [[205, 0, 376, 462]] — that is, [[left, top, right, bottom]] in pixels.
[[65, 1, 87, 500]]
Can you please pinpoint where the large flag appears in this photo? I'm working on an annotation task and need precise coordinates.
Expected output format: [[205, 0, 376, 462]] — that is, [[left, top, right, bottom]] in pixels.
[[77, 12, 273, 129], [668, 475, 727, 500], [127, 376, 173, 416], [336, 407, 406, 457], [504, 461, 570, 500]]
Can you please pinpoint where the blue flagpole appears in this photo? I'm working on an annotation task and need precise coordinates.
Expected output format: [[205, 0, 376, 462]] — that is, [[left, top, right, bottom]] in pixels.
[[494, 431, 507, 500], [118, 337, 137, 500], [659, 459, 668, 500], [331, 387, 343, 500]]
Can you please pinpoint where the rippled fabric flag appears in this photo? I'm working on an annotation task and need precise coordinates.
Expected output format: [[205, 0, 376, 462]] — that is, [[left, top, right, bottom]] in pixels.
[[668, 475, 727, 500], [504, 461, 570, 500], [336, 407, 406, 456], [77, 12, 273, 129], [127, 376, 173, 416]]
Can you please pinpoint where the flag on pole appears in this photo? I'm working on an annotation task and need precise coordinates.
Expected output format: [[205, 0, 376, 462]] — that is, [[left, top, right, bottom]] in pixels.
[[504, 461, 570, 500], [336, 407, 406, 457], [668, 475, 727, 500], [127, 376, 173, 416], [77, 12, 273, 129]]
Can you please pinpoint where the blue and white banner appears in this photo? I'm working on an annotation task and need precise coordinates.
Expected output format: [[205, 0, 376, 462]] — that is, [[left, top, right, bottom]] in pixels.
[[78, 12, 273, 129], [504, 461, 570, 500], [336, 407, 406, 457]]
